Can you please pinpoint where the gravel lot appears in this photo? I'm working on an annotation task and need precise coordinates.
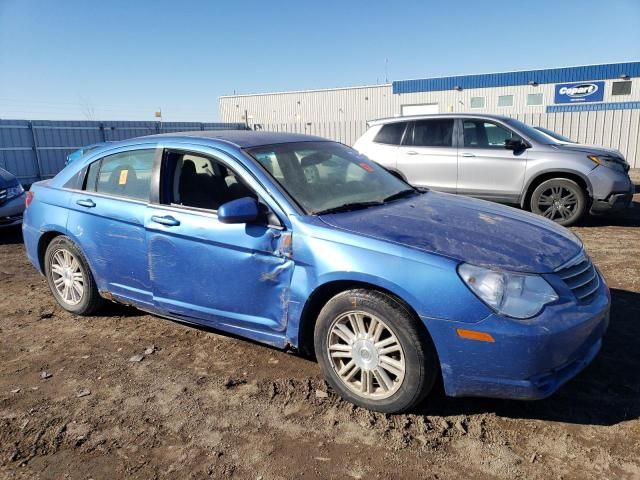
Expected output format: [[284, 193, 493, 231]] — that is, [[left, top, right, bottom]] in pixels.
[[1, 172, 639, 479]]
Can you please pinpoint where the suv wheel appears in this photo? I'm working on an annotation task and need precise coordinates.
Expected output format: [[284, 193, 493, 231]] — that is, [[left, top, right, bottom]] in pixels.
[[314, 289, 437, 413], [44, 236, 104, 315], [530, 178, 586, 226]]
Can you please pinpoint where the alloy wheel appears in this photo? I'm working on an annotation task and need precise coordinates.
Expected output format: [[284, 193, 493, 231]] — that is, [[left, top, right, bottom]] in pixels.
[[50, 248, 85, 305], [537, 185, 579, 222], [326, 311, 405, 399]]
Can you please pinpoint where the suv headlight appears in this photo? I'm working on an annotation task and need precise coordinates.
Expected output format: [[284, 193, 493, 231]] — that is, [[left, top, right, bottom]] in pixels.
[[588, 155, 628, 173], [5, 184, 24, 200], [458, 263, 558, 319]]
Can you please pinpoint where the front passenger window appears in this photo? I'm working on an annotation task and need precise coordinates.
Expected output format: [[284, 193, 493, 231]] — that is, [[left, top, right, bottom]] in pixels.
[[463, 121, 520, 148], [165, 152, 256, 211]]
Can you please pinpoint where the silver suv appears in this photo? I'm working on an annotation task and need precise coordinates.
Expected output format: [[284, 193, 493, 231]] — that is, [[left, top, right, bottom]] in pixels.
[[354, 114, 634, 226]]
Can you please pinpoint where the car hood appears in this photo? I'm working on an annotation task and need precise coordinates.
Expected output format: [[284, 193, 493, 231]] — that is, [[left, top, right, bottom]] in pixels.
[[318, 191, 582, 273], [0, 168, 18, 188], [551, 142, 624, 159]]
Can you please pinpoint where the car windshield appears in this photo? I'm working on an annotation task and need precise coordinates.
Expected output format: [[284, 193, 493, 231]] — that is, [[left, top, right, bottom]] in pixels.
[[247, 141, 417, 214], [503, 118, 559, 145], [534, 126, 576, 144]]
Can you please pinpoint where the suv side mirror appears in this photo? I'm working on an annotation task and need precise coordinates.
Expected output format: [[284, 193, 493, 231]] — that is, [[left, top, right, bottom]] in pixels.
[[505, 138, 528, 151], [218, 197, 259, 224]]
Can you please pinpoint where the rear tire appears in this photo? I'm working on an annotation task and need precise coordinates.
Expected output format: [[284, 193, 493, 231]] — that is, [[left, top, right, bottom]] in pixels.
[[44, 236, 104, 315], [529, 178, 586, 226], [314, 289, 437, 413]]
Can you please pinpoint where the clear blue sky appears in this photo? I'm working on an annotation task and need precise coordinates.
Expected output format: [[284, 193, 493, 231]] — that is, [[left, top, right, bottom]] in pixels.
[[1, 0, 638, 121]]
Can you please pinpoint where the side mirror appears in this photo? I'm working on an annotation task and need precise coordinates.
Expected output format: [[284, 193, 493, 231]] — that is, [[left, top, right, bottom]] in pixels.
[[217, 197, 259, 224], [505, 138, 528, 151]]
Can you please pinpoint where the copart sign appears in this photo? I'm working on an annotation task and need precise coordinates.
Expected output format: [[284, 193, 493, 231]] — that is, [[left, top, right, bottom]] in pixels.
[[554, 81, 605, 104]]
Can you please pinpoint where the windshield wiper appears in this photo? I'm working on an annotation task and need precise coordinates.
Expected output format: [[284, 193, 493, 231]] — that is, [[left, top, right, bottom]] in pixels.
[[313, 201, 383, 215], [383, 188, 420, 203]]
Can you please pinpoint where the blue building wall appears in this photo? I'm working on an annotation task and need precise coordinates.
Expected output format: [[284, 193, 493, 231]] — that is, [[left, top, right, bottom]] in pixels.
[[393, 62, 640, 94]]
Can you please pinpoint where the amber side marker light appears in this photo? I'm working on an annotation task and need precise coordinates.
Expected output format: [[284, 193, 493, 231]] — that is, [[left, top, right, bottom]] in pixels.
[[456, 328, 495, 343]]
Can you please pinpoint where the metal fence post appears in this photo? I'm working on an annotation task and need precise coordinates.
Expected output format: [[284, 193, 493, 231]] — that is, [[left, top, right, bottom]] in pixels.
[[28, 121, 43, 182]]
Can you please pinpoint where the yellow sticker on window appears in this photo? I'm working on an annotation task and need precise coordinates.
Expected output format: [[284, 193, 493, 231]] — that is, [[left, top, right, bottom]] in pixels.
[[118, 169, 129, 185]]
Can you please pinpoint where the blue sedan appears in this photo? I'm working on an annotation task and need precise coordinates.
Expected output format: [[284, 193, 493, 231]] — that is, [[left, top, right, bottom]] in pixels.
[[22, 131, 609, 413]]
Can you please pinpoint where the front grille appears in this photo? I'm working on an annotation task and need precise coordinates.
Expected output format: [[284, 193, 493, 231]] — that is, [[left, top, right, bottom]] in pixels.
[[0, 188, 6, 205], [556, 255, 600, 303]]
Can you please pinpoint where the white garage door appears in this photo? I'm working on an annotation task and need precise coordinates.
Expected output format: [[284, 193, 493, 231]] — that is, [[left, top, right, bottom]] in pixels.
[[401, 104, 439, 116]]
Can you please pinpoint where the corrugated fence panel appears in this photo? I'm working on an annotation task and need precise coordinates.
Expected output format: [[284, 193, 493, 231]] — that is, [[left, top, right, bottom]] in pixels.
[[0, 120, 247, 184]]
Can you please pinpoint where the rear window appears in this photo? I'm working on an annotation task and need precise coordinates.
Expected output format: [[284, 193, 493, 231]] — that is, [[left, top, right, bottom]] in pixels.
[[373, 122, 407, 145]]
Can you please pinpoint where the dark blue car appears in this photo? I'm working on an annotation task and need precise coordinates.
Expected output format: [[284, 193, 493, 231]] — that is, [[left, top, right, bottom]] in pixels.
[[22, 131, 609, 413]]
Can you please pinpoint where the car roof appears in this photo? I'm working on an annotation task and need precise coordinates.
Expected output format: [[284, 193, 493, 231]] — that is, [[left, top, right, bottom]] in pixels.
[[368, 113, 512, 125], [146, 130, 330, 149]]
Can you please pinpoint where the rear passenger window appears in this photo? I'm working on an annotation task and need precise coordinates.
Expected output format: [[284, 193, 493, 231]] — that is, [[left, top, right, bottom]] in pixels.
[[87, 150, 155, 201], [410, 119, 454, 147], [374, 122, 407, 145], [84, 160, 101, 191]]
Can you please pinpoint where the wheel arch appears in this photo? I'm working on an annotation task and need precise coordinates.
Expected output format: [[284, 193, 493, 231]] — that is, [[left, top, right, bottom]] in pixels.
[[295, 279, 434, 359], [521, 169, 593, 210], [37, 230, 65, 273]]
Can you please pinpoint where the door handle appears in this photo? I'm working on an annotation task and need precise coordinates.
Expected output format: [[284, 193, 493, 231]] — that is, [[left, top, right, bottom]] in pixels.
[[461, 153, 475, 157], [151, 215, 181, 227], [406, 150, 419, 155], [76, 199, 96, 208]]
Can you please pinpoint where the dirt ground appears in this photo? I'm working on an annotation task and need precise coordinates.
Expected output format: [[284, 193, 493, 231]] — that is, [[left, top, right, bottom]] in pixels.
[[1, 173, 639, 480]]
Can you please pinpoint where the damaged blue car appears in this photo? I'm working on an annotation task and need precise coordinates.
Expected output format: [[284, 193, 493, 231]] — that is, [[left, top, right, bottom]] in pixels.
[[23, 131, 610, 413]]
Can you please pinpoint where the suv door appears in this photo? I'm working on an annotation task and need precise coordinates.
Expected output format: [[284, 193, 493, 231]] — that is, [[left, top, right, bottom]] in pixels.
[[396, 118, 457, 192], [457, 119, 528, 202], [66, 147, 159, 306], [145, 147, 293, 342]]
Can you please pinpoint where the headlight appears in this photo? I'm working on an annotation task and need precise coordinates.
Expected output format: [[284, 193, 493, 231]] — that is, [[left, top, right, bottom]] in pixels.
[[5, 184, 24, 200], [588, 155, 628, 173], [458, 263, 558, 319]]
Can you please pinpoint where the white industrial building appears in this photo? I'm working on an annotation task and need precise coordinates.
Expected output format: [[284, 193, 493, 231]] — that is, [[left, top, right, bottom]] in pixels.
[[220, 62, 640, 167]]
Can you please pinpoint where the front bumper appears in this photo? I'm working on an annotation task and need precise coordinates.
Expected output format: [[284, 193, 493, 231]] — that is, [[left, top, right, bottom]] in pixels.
[[0, 193, 25, 228], [588, 166, 634, 214], [426, 271, 610, 400]]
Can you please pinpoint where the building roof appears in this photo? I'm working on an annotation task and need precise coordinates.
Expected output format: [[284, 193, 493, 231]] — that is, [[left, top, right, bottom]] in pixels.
[[149, 130, 329, 148], [393, 61, 640, 94]]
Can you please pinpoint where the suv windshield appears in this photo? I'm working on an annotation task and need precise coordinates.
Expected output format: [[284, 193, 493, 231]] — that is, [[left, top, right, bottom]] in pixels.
[[534, 126, 576, 144], [503, 118, 557, 145], [247, 141, 416, 214]]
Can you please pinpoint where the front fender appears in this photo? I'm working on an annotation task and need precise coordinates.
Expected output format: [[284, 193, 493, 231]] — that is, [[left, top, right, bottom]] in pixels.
[[284, 225, 492, 348]]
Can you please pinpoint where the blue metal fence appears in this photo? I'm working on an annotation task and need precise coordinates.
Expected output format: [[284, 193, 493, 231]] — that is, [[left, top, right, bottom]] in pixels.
[[0, 119, 247, 184]]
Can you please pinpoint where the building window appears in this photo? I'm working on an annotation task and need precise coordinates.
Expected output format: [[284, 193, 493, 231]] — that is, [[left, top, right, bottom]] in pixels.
[[612, 81, 632, 96], [497, 95, 514, 107], [470, 97, 485, 109], [527, 93, 543, 106]]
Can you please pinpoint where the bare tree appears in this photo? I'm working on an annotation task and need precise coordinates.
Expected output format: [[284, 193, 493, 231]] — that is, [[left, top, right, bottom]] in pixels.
[[78, 96, 96, 121]]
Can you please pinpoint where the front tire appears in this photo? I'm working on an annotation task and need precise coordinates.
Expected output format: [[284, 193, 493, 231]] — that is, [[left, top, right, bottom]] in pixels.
[[530, 178, 587, 226], [44, 236, 104, 315], [314, 289, 437, 413]]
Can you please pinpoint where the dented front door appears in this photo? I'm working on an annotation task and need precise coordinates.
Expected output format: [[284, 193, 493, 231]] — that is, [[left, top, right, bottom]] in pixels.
[[145, 205, 293, 339]]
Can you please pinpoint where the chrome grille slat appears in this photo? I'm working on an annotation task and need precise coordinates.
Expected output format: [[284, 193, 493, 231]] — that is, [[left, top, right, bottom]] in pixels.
[[576, 276, 600, 300], [556, 254, 600, 303], [564, 265, 597, 290], [557, 261, 591, 280]]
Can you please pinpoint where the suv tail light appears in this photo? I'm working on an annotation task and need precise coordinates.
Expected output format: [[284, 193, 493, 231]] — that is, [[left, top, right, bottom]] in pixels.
[[25, 190, 34, 208]]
